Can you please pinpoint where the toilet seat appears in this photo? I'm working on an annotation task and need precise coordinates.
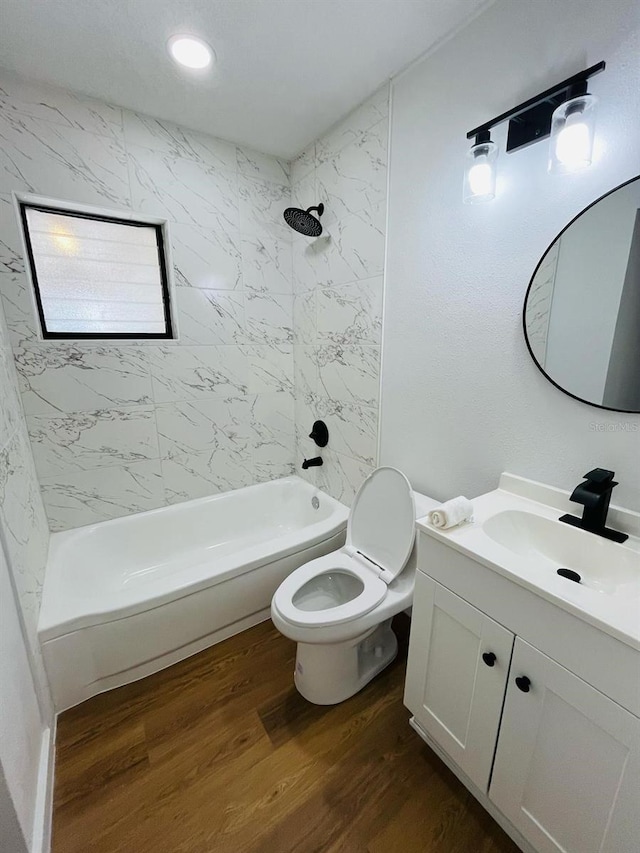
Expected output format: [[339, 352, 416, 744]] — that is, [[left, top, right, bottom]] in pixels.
[[272, 551, 388, 628], [346, 467, 416, 583], [272, 468, 416, 630]]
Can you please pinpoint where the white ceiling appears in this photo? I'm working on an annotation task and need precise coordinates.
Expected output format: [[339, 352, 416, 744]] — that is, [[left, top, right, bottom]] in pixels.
[[0, 0, 492, 159]]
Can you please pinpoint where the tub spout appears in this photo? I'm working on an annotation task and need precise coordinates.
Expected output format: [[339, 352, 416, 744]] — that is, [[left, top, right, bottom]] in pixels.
[[302, 457, 323, 470]]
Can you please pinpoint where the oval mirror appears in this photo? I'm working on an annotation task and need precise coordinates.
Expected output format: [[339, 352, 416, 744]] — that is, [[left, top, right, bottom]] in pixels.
[[523, 176, 640, 413], [524, 176, 640, 413]]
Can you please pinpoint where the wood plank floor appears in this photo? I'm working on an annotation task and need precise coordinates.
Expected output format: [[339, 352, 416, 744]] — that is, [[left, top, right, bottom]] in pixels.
[[53, 616, 521, 853]]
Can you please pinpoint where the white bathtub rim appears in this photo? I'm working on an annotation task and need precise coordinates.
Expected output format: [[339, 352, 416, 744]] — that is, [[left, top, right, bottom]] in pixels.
[[39, 477, 348, 642], [42, 528, 348, 712], [47, 474, 332, 546], [39, 528, 345, 642]]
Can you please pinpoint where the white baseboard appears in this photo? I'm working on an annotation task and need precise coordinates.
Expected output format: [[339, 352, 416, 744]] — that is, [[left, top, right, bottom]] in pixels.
[[30, 719, 56, 853]]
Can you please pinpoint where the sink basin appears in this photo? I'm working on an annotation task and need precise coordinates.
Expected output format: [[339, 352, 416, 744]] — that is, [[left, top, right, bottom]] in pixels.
[[482, 510, 640, 597], [417, 473, 640, 648]]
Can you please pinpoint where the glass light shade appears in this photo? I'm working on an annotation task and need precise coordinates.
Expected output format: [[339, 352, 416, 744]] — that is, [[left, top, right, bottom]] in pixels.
[[463, 141, 497, 203], [548, 94, 597, 174], [167, 35, 213, 70]]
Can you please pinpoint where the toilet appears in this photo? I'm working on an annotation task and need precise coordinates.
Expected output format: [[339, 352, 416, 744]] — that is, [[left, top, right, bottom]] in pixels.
[[271, 467, 438, 704]]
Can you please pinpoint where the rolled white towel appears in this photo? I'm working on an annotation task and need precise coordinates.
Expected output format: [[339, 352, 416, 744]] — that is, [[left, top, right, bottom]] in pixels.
[[428, 496, 473, 529]]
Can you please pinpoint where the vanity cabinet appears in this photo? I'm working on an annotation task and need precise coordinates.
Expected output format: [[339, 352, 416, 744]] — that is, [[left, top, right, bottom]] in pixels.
[[404, 573, 514, 791], [491, 638, 640, 853], [405, 532, 640, 853]]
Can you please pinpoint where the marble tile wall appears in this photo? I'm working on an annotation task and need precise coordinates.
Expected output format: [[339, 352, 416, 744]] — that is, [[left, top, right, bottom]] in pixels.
[[525, 240, 559, 368], [0, 73, 296, 530], [290, 86, 389, 503], [0, 279, 50, 680], [0, 72, 388, 530]]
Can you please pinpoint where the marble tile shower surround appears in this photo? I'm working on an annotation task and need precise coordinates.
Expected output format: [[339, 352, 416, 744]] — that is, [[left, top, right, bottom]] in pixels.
[[525, 240, 559, 367], [0, 72, 295, 531], [291, 85, 389, 504], [0, 73, 388, 529], [0, 293, 50, 678]]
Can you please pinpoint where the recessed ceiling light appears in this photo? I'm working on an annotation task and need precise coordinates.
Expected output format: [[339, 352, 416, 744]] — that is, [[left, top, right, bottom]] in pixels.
[[167, 35, 213, 70]]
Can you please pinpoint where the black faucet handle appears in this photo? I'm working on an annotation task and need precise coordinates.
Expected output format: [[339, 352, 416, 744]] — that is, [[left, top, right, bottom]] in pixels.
[[561, 468, 628, 543], [309, 420, 329, 448], [583, 468, 616, 485]]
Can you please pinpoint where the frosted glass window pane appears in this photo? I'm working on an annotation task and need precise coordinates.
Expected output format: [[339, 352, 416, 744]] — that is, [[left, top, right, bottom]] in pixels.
[[22, 204, 173, 338], [41, 298, 165, 322], [36, 256, 162, 287], [27, 210, 157, 246], [30, 231, 160, 265], [44, 319, 167, 334]]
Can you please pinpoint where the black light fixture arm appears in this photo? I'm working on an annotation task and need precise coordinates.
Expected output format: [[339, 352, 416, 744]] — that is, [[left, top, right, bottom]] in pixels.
[[466, 61, 605, 145]]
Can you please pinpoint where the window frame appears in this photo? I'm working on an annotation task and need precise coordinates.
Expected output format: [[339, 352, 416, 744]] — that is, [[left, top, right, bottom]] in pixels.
[[17, 197, 175, 341]]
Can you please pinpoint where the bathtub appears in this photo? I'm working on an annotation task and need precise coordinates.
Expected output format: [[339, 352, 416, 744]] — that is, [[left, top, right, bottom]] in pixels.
[[38, 476, 348, 711]]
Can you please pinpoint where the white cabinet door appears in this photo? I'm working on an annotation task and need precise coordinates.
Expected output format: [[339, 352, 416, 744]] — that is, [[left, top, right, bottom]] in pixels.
[[490, 638, 640, 853], [404, 574, 514, 792]]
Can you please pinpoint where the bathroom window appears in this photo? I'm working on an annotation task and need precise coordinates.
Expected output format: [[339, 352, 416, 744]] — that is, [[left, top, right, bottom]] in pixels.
[[19, 202, 174, 339]]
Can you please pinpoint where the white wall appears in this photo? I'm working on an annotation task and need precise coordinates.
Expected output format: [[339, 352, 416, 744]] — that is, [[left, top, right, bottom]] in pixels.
[[0, 768, 28, 853], [0, 542, 45, 851], [546, 180, 640, 403], [380, 0, 640, 511]]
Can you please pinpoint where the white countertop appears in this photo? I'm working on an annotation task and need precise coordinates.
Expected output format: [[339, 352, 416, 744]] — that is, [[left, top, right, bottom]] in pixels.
[[417, 473, 640, 650]]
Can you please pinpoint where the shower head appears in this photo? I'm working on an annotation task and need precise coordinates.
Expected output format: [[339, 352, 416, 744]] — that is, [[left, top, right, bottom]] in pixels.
[[283, 203, 324, 237]]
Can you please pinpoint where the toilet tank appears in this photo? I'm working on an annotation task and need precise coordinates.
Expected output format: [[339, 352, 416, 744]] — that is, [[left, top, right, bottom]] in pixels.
[[406, 491, 438, 571]]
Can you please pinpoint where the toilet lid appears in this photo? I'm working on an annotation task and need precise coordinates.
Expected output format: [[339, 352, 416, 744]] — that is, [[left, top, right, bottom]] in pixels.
[[347, 467, 416, 583]]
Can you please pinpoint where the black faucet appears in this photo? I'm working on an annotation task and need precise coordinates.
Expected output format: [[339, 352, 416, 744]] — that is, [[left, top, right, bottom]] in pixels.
[[302, 457, 323, 470], [559, 468, 628, 543]]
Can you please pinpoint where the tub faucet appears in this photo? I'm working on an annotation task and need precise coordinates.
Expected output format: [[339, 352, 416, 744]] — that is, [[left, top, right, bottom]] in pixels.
[[302, 457, 323, 470], [559, 468, 628, 543]]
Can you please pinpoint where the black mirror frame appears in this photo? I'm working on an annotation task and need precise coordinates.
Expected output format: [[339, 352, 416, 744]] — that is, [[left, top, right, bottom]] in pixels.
[[523, 174, 640, 414]]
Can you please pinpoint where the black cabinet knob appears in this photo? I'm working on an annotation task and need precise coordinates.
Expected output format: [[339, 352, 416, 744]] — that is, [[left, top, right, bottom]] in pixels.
[[515, 676, 531, 693], [482, 652, 496, 667]]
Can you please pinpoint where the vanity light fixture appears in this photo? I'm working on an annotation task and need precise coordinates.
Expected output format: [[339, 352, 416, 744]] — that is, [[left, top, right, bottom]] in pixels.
[[548, 86, 598, 174], [463, 130, 497, 203], [167, 34, 214, 70], [464, 61, 605, 202]]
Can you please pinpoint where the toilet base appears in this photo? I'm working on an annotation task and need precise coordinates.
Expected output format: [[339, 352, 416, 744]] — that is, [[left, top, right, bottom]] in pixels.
[[293, 619, 398, 705]]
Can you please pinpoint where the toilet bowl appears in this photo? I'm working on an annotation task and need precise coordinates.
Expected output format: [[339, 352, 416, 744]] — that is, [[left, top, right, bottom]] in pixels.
[[271, 467, 438, 704]]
